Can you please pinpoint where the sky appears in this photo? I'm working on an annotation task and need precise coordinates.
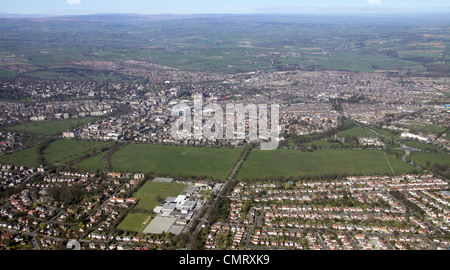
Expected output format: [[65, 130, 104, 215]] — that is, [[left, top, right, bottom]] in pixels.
[[1, 0, 450, 15]]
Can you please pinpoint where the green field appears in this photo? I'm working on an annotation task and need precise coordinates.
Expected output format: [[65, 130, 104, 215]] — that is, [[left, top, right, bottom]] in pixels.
[[110, 144, 242, 180], [116, 181, 186, 232], [297, 127, 379, 149], [406, 151, 450, 168], [281, 52, 421, 72], [4, 118, 98, 136], [373, 126, 447, 153], [402, 140, 445, 153], [0, 15, 449, 79], [303, 138, 342, 148], [372, 127, 402, 138], [395, 120, 447, 135], [116, 212, 153, 233], [75, 151, 106, 171], [336, 127, 376, 138], [133, 181, 186, 211], [0, 67, 18, 78], [0, 145, 39, 168], [237, 149, 416, 179], [43, 140, 112, 166]]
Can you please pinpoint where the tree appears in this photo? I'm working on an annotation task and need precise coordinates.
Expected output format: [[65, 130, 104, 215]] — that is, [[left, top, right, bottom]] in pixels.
[[3, 238, 12, 248]]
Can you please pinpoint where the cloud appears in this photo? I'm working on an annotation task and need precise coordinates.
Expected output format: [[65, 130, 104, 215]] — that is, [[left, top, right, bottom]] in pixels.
[[67, 0, 81, 5], [367, 0, 382, 5]]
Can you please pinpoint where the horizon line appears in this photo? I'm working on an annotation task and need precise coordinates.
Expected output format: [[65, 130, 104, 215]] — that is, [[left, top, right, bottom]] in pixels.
[[1, 10, 450, 18]]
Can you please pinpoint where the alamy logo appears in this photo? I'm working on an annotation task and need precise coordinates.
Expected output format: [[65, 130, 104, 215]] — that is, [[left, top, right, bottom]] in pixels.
[[171, 94, 280, 150]]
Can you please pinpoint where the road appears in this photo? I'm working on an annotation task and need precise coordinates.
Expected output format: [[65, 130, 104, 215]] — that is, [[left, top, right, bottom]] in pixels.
[[78, 182, 126, 240], [186, 146, 250, 249]]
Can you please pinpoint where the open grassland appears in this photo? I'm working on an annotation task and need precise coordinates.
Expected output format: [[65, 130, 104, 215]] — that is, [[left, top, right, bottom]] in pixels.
[[406, 151, 450, 168], [110, 143, 242, 180], [116, 181, 186, 232], [371, 127, 403, 140], [370, 127, 447, 152], [336, 127, 376, 138], [303, 138, 342, 148], [402, 140, 445, 153], [0, 67, 18, 78], [4, 118, 98, 136], [394, 120, 447, 135], [237, 149, 416, 179], [43, 140, 112, 166], [0, 145, 39, 168], [75, 151, 106, 172]]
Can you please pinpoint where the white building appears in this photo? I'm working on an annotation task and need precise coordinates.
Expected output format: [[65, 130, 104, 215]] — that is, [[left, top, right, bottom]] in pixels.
[[63, 132, 75, 138], [401, 132, 429, 142]]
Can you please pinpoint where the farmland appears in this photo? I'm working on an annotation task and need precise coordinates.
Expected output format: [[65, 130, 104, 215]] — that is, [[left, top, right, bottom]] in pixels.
[[0, 14, 449, 78]]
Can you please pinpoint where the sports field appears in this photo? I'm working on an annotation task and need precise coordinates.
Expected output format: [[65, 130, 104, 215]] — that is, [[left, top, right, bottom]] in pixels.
[[237, 149, 416, 179], [110, 143, 242, 180], [134, 181, 186, 211], [116, 212, 152, 233], [116, 181, 186, 232]]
